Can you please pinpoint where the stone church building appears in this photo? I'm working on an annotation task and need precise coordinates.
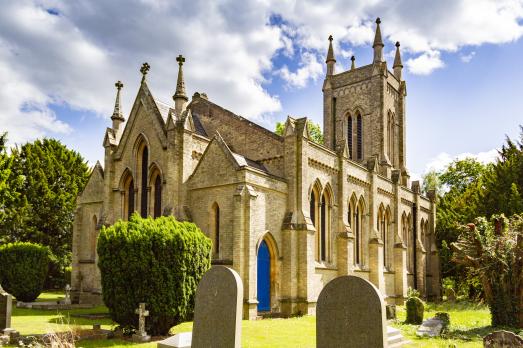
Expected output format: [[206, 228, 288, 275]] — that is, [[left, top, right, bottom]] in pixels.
[[72, 19, 441, 318]]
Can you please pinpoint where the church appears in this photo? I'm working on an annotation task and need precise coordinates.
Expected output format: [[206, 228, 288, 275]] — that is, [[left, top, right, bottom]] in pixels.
[[72, 18, 441, 319]]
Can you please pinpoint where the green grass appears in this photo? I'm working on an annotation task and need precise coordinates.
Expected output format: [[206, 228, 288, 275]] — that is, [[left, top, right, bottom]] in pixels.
[[10, 292, 523, 348]]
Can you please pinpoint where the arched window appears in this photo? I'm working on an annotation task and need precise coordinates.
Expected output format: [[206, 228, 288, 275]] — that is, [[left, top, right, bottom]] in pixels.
[[310, 184, 321, 261], [320, 193, 328, 262], [126, 177, 134, 220], [91, 216, 98, 260], [353, 198, 364, 266], [347, 115, 353, 159], [406, 214, 413, 273], [211, 203, 220, 257], [153, 175, 162, 218], [378, 205, 387, 267], [357, 113, 363, 160], [140, 146, 149, 218]]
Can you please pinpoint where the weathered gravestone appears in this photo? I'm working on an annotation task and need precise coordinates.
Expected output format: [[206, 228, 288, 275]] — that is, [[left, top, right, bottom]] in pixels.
[[191, 266, 243, 348], [0, 285, 12, 331], [483, 330, 523, 347], [317, 275, 387, 348]]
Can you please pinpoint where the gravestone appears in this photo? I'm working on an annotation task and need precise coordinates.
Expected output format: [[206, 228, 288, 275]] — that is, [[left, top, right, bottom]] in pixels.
[[191, 266, 243, 348], [416, 317, 444, 337], [483, 330, 523, 347], [445, 288, 456, 302], [0, 285, 12, 331], [316, 275, 387, 348], [157, 332, 192, 348], [132, 303, 151, 342], [63, 284, 72, 305], [386, 304, 396, 320]]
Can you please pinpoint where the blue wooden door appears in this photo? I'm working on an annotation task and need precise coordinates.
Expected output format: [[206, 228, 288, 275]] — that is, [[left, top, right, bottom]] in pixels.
[[257, 240, 271, 311]]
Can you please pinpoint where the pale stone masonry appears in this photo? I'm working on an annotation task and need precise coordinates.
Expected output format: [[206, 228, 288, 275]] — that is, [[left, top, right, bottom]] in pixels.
[[72, 18, 441, 318]]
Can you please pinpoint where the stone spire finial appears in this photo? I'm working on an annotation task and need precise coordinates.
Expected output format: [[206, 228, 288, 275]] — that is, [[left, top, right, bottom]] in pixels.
[[393, 41, 403, 80], [372, 17, 384, 62], [111, 80, 125, 132], [173, 54, 188, 115], [140, 62, 150, 82], [350, 55, 356, 70], [111, 81, 124, 121], [326, 35, 336, 76]]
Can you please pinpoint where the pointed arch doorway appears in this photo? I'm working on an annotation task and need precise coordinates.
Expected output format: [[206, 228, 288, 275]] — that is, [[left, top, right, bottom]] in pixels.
[[257, 240, 271, 312]]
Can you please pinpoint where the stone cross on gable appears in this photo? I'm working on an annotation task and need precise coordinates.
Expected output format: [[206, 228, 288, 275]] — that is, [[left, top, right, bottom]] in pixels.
[[140, 62, 150, 81], [135, 302, 149, 336], [176, 55, 185, 66]]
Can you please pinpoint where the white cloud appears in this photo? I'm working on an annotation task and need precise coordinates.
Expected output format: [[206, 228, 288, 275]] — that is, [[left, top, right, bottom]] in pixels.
[[406, 50, 445, 75], [460, 51, 476, 63], [424, 149, 499, 173], [1, 0, 523, 149], [277, 52, 323, 89]]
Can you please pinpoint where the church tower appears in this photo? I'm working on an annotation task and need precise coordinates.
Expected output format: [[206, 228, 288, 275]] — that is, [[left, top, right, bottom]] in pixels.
[[323, 18, 408, 180]]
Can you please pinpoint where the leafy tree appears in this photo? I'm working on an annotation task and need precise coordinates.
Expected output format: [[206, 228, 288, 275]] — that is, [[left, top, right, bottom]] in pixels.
[[422, 170, 441, 196], [0, 138, 89, 282], [452, 214, 523, 328], [481, 128, 523, 217], [275, 120, 324, 144]]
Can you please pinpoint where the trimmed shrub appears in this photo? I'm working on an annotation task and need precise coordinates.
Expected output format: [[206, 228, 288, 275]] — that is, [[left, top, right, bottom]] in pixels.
[[97, 214, 211, 335], [0, 242, 50, 301]]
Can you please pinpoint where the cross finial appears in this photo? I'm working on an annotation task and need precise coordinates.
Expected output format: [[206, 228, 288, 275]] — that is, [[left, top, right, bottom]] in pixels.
[[176, 55, 185, 66], [395, 41, 400, 48], [376, 17, 381, 25], [140, 63, 150, 81], [115, 80, 123, 90], [328, 35, 333, 42], [351, 55, 355, 62]]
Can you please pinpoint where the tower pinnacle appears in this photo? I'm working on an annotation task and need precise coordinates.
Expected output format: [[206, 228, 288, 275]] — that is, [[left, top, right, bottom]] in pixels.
[[173, 54, 188, 114], [372, 17, 384, 62], [111, 80, 125, 132], [326, 35, 336, 76], [393, 41, 403, 80], [350, 56, 356, 70]]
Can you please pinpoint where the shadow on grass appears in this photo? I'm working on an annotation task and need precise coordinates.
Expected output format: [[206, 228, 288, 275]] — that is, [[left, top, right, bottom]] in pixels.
[[444, 325, 523, 341], [48, 315, 114, 326]]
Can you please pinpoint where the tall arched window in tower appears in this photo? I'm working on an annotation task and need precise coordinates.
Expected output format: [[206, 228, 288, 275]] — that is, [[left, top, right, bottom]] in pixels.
[[140, 146, 148, 217], [357, 113, 363, 160], [211, 203, 220, 257], [153, 174, 162, 218], [388, 112, 395, 166], [347, 115, 353, 159]]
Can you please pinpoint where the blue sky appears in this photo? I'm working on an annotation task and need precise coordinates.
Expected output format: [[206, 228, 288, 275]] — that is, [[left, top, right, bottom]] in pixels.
[[1, 1, 523, 179]]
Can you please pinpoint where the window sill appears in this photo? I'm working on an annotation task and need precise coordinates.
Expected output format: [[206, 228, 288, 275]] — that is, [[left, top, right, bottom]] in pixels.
[[315, 261, 337, 271]]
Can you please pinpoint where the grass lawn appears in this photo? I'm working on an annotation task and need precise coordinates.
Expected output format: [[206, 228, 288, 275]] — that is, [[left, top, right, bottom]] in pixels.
[[10, 292, 522, 348]]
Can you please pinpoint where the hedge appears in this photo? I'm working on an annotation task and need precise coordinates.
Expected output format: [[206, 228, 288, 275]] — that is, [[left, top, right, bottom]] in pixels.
[[97, 214, 212, 335], [0, 242, 50, 301]]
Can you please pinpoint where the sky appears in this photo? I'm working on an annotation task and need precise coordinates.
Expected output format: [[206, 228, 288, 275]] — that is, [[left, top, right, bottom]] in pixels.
[[1, 0, 523, 180]]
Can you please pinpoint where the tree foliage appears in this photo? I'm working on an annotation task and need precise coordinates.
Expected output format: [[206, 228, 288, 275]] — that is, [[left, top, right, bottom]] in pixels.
[[452, 215, 523, 327], [0, 242, 50, 301], [0, 138, 89, 260], [97, 214, 212, 335], [275, 120, 324, 144]]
